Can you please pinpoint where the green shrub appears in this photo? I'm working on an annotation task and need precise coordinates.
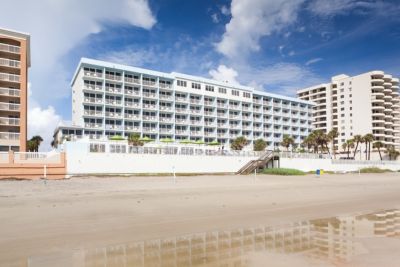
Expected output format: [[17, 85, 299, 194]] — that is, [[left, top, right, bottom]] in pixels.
[[260, 168, 305, 176], [109, 135, 125, 141], [359, 167, 392, 173]]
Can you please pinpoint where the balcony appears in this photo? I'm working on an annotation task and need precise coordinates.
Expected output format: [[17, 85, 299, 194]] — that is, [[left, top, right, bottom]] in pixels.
[[217, 103, 227, 108], [204, 111, 215, 116], [242, 116, 251, 121], [85, 123, 102, 129], [0, 102, 19, 111], [125, 126, 140, 131], [124, 77, 140, 84], [190, 99, 201, 104], [124, 102, 140, 108], [217, 113, 228, 118], [190, 131, 202, 136], [124, 89, 140, 96], [160, 128, 173, 134], [159, 83, 172, 89], [142, 80, 157, 87], [253, 99, 261, 104], [0, 43, 20, 54], [105, 74, 122, 81], [204, 101, 214, 106], [229, 115, 240, 120], [190, 109, 201, 115], [0, 132, 19, 141], [105, 99, 122, 106], [83, 110, 103, 117], [204, 132, 216, 137], [176, 119, 189, 124], [84, 71, 102, 78], [204, 121, 216, 127], [143, 92, 157, 98], [175, 97, 188, 103], [105, 124, 123, 130], [0, 58, 20, 68], [84, 97, 103, 104], [124, 114, 140, 120], [160, 117, 173, 123], [217, 133, 227, 137], [159, 106, 173, 111], [175, 129, 188, 135], [105, 112, 123, 118], [0, 87, 20, 97], [105, 87, 122, 94], [142, 115, 157, 121], [0, 72, 20, 83], [229, 105, 240, 110], [218, 123, 228, 128], [176, 108, 187, 114], [160, 95, 173, 101], [83, 84, 103, 92], [0, 117, 19, 126]]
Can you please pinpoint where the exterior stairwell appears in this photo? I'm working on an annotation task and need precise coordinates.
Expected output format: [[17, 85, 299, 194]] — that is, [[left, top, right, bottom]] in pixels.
[[236, 150, 278, 175]]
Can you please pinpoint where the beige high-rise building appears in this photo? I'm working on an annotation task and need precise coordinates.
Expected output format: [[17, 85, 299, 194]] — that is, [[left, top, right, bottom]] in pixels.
[[297, 71, 400, 150], [0, 28, 30, 152]]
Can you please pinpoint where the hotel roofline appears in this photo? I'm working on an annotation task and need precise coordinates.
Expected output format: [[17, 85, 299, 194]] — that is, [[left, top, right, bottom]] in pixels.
[[71, 57, 314, 105], [0, 27, 31, 67]]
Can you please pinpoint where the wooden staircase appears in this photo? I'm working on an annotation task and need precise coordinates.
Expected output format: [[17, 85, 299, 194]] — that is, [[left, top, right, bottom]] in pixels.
[[236, 151, 278, 175]]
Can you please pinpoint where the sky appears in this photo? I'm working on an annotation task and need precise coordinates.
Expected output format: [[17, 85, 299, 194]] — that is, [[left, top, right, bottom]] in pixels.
[[1, 0, 400, 150]]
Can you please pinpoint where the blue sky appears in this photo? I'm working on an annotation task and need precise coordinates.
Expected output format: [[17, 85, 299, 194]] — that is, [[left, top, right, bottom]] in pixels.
[[1, 0, 400, 148]]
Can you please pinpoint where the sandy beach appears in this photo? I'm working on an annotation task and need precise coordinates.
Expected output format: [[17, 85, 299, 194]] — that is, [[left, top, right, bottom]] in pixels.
[[1, 173, 400, 266]]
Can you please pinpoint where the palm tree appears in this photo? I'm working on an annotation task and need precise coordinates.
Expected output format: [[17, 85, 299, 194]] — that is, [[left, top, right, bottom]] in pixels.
[[385, 146, 400, 160], [363, 134, 374, 160], [281, 135, 295, 152], [373, 141, 384, 160], [28, 135, 43, 152], [352, 135, 363, 159], [346, 139, 355, 159], [253, 139, 267, 151], [231, 136, 248, 150], [342, 142, 348, 158], [301, 135, 313, 152], [327, 128, 339, 158], [128, 133, 144, 146]]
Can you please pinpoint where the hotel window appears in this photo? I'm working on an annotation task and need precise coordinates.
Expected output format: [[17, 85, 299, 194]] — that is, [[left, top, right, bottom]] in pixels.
[[243, 92, 251, 98], [177, 80, 187, 87], [231, 90, 240, 96], [205, 85, 214, 92], [218, 87, 227, 94], [89, 143, 105, 153], [192, 82, 201, 89]]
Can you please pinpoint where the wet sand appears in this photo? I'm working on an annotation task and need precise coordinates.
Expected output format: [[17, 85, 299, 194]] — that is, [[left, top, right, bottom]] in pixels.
[[0, 173, 400, 264]]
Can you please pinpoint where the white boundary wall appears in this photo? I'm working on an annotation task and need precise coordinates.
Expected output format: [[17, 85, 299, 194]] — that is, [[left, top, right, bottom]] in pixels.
[[65, 142, 258, 175], [280, 158, 400, 172]]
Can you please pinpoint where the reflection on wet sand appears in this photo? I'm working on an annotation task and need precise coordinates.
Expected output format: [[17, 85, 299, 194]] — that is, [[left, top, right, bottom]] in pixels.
[[15, 209, 400, 267]]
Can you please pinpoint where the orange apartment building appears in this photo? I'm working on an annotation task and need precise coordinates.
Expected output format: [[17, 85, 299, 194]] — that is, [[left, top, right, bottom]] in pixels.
[[0, 28, 30, 152]]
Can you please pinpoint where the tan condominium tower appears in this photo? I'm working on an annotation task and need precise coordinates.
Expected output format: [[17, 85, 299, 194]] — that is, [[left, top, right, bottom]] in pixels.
[[297, 71, 400, 150], [0, 28, 30, 152]]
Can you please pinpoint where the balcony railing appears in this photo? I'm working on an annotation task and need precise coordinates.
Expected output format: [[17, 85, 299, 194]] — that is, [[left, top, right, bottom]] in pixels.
[[160, 106, 173, 111], [159, 83, 172, 89], [105, 125, 123, 130], [143, 127, 157, 132], [143, 92, 157, 98], [0, 102, 20, 111], [0, 43, 20, 54], [105, 99, 122, 105], [84, 71, 102, 78], [124, 89, 140, 96], [143, 104, 157, 110], [160, 129, 173, 133], [175, 130, 188, 134], [85, 123, 102, 129], [83, 85, 102, 92], [160, 117, 173, 122], [143, 116, 157, 121], [105, 74, 121, 81], [0, 87, 20, 97], [143, 80, 157, 87], [175, 97, 187, 102], [190, 99, 201, 104], [125, 126, 140, 131], [125, 114, 140, 120], [124, 77, 140, 84], [125, 101, 140, 108], [105, 112, 122, 118], [176, 119, 189, 124], [105, 87, 122, 94], [0, 58, 20, 68], [0, 132, 20, 140], [160, 95, 173, 100], [0, 117, 20, 126], [84, 97, 103, 104], [83, 110, 103, 117], [0, 72, 20, 83]]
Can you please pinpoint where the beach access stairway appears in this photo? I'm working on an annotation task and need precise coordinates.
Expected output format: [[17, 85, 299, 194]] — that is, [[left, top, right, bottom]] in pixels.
[[236, 150, 277, 175]]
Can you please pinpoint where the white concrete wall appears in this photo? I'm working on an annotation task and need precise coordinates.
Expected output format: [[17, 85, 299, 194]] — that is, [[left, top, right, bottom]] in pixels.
[[280, 157, 400, 172], [65, 142, 257, 175]]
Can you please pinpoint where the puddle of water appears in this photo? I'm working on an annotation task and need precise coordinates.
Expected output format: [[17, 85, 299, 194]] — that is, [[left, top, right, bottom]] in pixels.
[[10, 208, 400, 267]]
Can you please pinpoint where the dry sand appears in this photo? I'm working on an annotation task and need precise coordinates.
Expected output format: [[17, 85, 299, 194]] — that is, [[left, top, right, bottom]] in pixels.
[[1, 173, 400, 265]]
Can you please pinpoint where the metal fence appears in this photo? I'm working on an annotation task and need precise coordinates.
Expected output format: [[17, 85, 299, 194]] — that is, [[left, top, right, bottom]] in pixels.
[[332, 159, 400, 165], [277, 151, 332, 159]]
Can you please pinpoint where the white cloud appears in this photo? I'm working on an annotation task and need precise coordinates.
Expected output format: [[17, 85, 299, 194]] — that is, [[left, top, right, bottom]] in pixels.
[[220, 5, 231, 16], [209, 65, 240, 85], [215, 0, 305, 58], [307, 0, 390, 16], [28, 106, 62, 151], [305, 57, 323, 66], [211, 13, 220, 23], [0, 0, 156, 151]]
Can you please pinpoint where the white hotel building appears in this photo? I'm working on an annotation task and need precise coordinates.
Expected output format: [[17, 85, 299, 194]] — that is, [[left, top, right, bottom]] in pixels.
[[55, 58, 314, 149], [297, 71, 400, 148]]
